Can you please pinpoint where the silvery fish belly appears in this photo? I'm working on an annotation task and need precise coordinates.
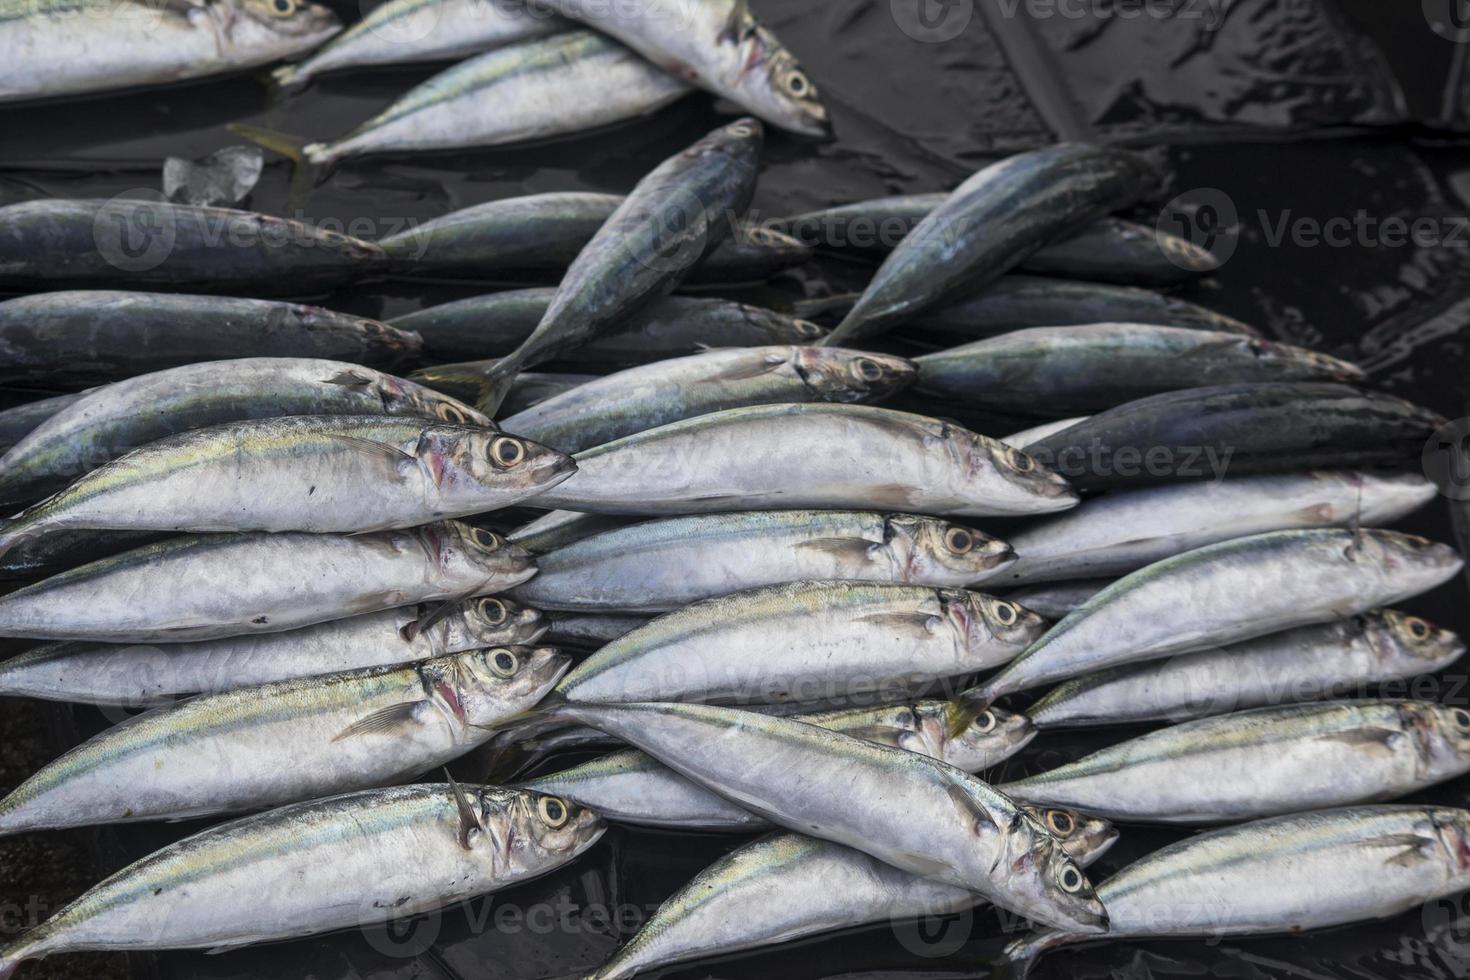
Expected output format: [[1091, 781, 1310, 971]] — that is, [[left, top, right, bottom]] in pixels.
[[998, 700, 1470, 824], [0, 785, 603, 972], [0, 0, 340, 103], [0, 647, 569, 833], [0, 597, 547, 705]]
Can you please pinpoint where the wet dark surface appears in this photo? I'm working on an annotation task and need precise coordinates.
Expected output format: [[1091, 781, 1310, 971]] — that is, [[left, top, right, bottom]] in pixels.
[[6, 1, 1470, 978]]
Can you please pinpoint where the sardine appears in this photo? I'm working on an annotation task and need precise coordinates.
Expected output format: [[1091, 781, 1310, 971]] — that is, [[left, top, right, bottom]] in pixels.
[[822, 145, 1157, 346], [533, 404, 1077, 517], [0, 647, 569, 832], [998, 700, 1470, 824], [0, 597, 547, 705], [501, 346, 915, 454], [1029, 612, 1465, 729], [966, 529, 1463, 706], [0, 521, 534, 642], [0, 783, 602, 975], [514, 511, 1013, 610]]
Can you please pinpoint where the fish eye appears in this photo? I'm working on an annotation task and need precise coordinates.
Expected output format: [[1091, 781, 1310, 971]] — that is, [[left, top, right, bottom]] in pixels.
[[944, 527, 974, 554], [478, 598, 508, 625], [1406, 617, 1432, 641], [784, 70, 811, 98], [269, 0, 296, 15], [1007, 447, 1036, 473], [538, 796, 570, 828], [1046, 810, 1076, 837], [1058, 864, 1084, 893], [488, 649, 519, 677], [469, 528, 501, 550], [852, 357, 884, 383], [1454, 709, 1470, 730], [490, 437, 526, 468], [794, 320, 824, 339], [438, 403, 468, 424], [973, 710, 997, 734], [992, 601, 1020, 627]]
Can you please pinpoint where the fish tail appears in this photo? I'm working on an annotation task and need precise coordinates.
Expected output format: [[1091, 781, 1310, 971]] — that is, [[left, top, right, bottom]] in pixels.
[[268, 62, 310, 94], [998, 929, 1077, 977], [0, 932, 41, 978], [227, 123, 328, 188], [474, 360, 521, 418], [0, 516, 34, 562]]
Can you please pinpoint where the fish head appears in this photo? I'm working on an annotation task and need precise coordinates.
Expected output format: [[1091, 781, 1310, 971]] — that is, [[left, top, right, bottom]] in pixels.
[[931, 702, 1036, 772], [1367, 531, 1465, 586], [736, 27, 830, 137], [960, 429, 1079, 516], [1019, 805, 1119, 868], [425, 428, 577, 502], [485, 790, 606, 873], [451, 597, 549, 649], [999, 807, 1110, 933], [437, 522, 537, 588], [228, 0, 341, 61], [381, 377, 495, 428], [455, 646, 571, 728], [1370, 611, 1465, 674], [1417, 703, 1470, 776], [955, 591, 1048, 652], [891, 515, 1015, 583], [794, 348, 916, 403]]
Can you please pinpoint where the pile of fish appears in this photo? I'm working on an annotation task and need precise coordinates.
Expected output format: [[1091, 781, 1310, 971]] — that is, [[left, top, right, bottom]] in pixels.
[[0, 31, 1467, 979]]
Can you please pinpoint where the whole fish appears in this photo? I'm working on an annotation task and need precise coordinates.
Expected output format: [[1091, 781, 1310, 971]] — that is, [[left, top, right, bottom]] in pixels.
[[0, 199, 386, 292], [301, 31, 692, 166], [271, 0, 565, 90], [0, 783, 602, 975], [539, 701, 1110, 932], [909, 274, 1261, 339], [0, 0, 339, 103], [551, 582, 1044, 706], [499, 373, 596, 415], [0, 647, 569, 833], [965, 529, 1463, 706], [1005, 807, 1470, 974], [1003, 417, 1088, 449], [588, 806, 1117, 980], [543, 612, 647, 647], [514, 511, 1012, 610], [0, 417, 570, 552], [0, 291, 422, 390], [0, 597, 547, 705], [822, 145, 1157, 346], [520, 702, 1038, 831], [1000, 580, 1111, 621], [0, 521, 534, 642], [997, 700, 1470, 824], [0, 394, 80, 456], [534, 0, 828, 135], [378, 192, 810, 282], [914, 324, 1364, 417], [534, 404, 1077, 517], [1029, 612, 1465, 729], [0, 358, 485, 509], [398, 289, 825, 368], [500, 347, 916, 454], [1026, 383, 1447, 492], [472, 118, 764, 413], [1000, 471, 1437, 585]]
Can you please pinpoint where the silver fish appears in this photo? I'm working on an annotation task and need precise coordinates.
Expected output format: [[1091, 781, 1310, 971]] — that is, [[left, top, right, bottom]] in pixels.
[[533, 404, 1077, 517], [513, 510, 1015, 612], [0, 597, 547, 705], [543, 612, 647, 647], [0, 647, 569, 832], [999, 700, 1470, 824], [1006, 806, 1470, 974], [1000, 580, 1111, 621], [967, 529, 1464, 706], [542, 701, 1109, 932], [0, 521, 534, 642], [1029, 611, 1465, 729], [0, 784, 602, 975]]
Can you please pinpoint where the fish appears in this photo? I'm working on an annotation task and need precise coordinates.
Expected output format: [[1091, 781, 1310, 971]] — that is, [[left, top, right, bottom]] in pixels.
[[908, 274, 1262, 339], [536, 701, 1110, 932], [532, 404, 1078, 517], [0, 0, 340, 103], [1000, 471, 1438, 585], [519, 702, 1039, 831], [0, 291, 423, 390], [543, 612, 648, 647], [913, 324, 1364, 417], [0, 529, 162, 582], [0, 394, 80, 456], [270, 0, 566, 90], [378, 191, 810, 282], [1025, 382, 1447, 492], [997, 700, 1470, 824], [821, 145, 1158, 346], [0, 417, 573, 552], [964, 529, 1463, 706], [0, 358, 484, 509], [550, 582, 1045, 706], [0, 521, 535, 642], [1005, 806, 1470, 974], [0, 597, 548, 705], [0, 647, 569, 833], [498, 373, 596, 416], [0, 783, 602, 975], [1000, 580, 1111, 621], [508, 510, 633, 554], [513, 511, 1013, 611], [300, 31, 692, 166], [396, 288, 825, 367], [1029, 611, 1465, 729], [500, 346, 916, 454], [471, 118, 764, 414], [534, 0, 828, 135], [1003, 417, 1088, 449], [0, 199, 386, 292], [586, 805, 1117, 980]]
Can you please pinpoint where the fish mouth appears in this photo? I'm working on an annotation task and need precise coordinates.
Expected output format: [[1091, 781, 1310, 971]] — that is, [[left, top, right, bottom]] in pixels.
[[532, 452, 579, 488]]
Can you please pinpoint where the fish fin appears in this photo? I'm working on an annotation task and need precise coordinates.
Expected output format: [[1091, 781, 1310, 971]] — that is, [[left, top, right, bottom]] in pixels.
[[716, 354, 791, 381], [328, 434, 417, 475], [945, 782, 998, 838], [268, 62, 309, 94], [323, 369, 376, 388], [946, 689, 995, 736], [1317, 727, 1404, 755], [414, 592, 474, 636], [227, 122, 321, 193], [895, 849, 953, 878], [792, 537, 880, 564], [473, 362, 520, 417], [865, 484, 920, 508], [1001, 930, 1077, 977], [1361, 832, 1438, 868], [856, 610, 941, 637], [333, 701, 429, 741], [0, 938, 29, 979], [446, 768, 484, 851]]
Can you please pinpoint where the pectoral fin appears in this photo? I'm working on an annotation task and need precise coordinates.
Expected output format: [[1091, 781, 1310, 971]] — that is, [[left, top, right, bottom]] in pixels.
[[1318, 727, 1405, 755], [946, 782, 999, 838], [446, 768, 484, 851], [328, 434, 417, 478], [333, 701, 429, 741], [857, 610, 941, 637], [1360, 832, 1438, 869], [324, 370, 374, 387], [794, 537, 880, 564]]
